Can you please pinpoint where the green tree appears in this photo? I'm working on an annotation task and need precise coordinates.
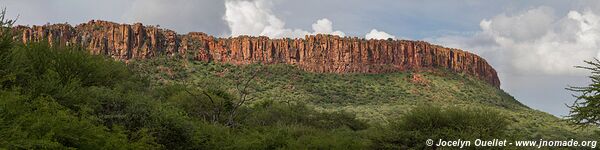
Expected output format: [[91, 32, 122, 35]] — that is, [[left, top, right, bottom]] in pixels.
[[567, 58, 600, 126]]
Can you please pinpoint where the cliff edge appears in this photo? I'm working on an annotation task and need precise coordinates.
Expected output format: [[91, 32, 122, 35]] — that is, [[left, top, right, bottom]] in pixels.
[[14, 20, 500, 87]]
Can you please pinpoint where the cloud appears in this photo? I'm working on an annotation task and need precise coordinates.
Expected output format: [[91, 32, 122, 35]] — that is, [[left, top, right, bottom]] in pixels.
[[223, 0, 347, 38], [365, 29, 395, 40], [434, 6, 600, 76], [481, 7, 555, 42], [312, 19, 345, 36], [122, 0, 228, 35], [4, 0, 134, 26]]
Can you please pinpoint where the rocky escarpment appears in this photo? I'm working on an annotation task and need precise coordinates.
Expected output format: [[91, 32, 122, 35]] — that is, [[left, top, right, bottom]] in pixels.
[[14, 20, 500, 87]]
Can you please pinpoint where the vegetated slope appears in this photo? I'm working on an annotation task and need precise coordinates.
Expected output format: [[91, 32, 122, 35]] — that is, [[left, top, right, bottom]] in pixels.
[[131, 57, 599, 139], [1, 38, 595, 149]]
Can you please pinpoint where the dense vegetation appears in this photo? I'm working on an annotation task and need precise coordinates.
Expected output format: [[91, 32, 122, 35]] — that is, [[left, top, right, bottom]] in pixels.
[[0, 42, 374, 149], [0, 15, 598, 149]]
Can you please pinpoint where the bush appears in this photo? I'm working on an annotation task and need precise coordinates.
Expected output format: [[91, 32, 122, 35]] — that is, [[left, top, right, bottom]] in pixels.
[[0, 40, 169, 148], [373, 105, 509, 149], [241, 100, 368, 131], [228, 125, 371, 149], [0, 91, 152, 149]]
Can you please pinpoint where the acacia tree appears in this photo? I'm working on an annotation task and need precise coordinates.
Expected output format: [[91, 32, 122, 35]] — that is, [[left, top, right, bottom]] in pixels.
[[226, 64, 265, 126], [567, 58, 600, 126], [183, 64, 266, 126]]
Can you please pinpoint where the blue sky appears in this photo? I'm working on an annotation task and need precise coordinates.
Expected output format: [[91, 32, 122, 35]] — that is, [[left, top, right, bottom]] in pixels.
[[4, 0, 600, 116]]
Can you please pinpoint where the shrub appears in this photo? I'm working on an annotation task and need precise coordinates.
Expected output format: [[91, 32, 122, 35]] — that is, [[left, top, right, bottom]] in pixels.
[[373, 105, 509, 149], [241, 100, 368, 130], [0, 91, 152, 149], [229, 125, 371, 149]]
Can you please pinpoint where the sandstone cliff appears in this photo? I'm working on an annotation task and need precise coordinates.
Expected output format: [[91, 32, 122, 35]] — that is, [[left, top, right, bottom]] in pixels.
[[14, 20, 500, 87]]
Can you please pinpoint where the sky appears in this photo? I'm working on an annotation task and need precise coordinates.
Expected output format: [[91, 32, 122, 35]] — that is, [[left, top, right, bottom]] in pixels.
[[3, 0, 600, 116]]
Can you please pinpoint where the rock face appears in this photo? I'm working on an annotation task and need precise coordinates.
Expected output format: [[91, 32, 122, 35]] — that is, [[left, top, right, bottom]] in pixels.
[[14, 20, 500, 87]]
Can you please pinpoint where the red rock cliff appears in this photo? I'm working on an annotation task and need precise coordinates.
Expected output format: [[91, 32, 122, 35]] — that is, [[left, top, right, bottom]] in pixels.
[[14, 20, 500, 87]]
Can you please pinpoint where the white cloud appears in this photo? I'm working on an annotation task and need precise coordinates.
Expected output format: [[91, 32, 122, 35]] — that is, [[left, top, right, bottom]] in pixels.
[[312, 18, 345, 36], [365, 29, 396, 40], [223, 0, 403, 39], [223, 0, 344, 38], [434, 6, 600, 76]]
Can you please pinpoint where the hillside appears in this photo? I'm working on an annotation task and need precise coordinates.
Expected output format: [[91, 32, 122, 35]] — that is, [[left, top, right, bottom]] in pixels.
[[131, 56, 598, 140], [3, 20, 599, 149]]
